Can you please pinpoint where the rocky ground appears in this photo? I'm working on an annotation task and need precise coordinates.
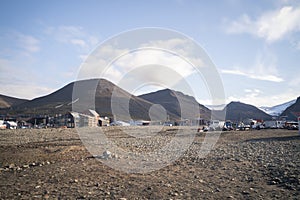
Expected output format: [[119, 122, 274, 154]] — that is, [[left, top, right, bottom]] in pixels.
[[0, 127, 299, 199]]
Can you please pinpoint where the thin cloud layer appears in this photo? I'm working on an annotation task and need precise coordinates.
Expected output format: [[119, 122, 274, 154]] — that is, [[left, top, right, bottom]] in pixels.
[[221, 69, 283, 82], [45, 25, 99, 51], [220, 47, 284, 82], [15, 33, 40, 53]]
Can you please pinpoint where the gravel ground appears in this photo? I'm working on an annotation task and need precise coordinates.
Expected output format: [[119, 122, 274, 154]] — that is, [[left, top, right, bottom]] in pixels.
[[0, 127, 299, 199]]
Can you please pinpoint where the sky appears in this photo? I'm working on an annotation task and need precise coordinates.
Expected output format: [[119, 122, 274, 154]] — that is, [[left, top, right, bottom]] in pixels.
[[0, 0, 300, 107]]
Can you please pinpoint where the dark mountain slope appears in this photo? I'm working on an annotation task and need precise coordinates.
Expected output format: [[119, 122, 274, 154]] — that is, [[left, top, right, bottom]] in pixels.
[[281, 97, 300, 121]]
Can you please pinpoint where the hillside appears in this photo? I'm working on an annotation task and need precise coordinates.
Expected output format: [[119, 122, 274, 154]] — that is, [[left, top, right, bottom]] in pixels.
[[222, 101, 271, 121], [139, 89, 211, 120], [6, 79, 155, 120], [0, 94, 28, 109], [281, 97, 300, 121]]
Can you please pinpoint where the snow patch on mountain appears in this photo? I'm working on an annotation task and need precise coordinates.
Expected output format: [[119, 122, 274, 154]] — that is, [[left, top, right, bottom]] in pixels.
[[259, 99, 296, 116], [205, 104, 226, 110]]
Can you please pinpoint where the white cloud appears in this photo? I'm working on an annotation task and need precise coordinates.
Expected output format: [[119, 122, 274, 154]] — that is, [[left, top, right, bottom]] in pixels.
[[221, 69, 283, 82], [228, 89, 299, 107], [20, 35, 40, 53], [141, 38, 205, 68], [11, 32, 40, 54], [46, 25, 99, 51], [77, 38, 204, 92], [77, 44, 129, 81], [70, 39, 87, 48], [114, 49, 195, 77], [226, 6, 300, 42], [221, 47, 284, 82]]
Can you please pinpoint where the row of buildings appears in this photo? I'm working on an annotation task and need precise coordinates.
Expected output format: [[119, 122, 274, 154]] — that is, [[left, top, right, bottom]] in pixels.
[[0, 110, 110, 129], [1, 110, 299, 131]]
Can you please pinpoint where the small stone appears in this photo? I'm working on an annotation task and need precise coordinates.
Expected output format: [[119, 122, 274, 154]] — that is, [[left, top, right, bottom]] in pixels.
[[8, 164, 15, 169], [77, 195, 86, 199], [172, 192, 178, 196], [269, 181, 277, 185], [103, 150, 112, 159], [23, 164, 29, 168], [44, 190, 49, 194], [111, 154, 116, 158], [199, 179, 205, 183], [30, 162, 36, 167], [242, 191, 250, 195]]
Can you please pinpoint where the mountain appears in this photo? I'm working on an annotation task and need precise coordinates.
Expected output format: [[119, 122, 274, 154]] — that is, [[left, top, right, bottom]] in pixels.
[[0, 94, 28, 109], [281, 97, 300, 121], [259, 99, 296, 116], [5, 79, 155, 120], [138, 89, 211, 120], [221, 101, 271, 121], [205, 104, 226, 111]]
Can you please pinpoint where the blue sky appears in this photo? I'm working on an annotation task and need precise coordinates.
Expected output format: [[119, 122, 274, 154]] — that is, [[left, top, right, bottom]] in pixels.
[[0, 0, 299, 107]]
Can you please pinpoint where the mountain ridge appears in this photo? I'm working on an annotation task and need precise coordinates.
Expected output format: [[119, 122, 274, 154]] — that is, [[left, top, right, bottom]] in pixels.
[[0, 94, 29, 109], [138, 89, 211, 120], [0, 78, 284, 122], [221, 101, 272, 121], [281, 97, 300, 121]]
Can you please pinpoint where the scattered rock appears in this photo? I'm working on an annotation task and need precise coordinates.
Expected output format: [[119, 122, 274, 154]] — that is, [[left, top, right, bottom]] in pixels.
[[242, 191, 250, 195]]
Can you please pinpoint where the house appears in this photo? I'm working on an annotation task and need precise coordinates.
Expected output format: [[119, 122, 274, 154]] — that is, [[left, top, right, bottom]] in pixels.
[[71, 112, 97, 127], [71, 109, 109, 127]]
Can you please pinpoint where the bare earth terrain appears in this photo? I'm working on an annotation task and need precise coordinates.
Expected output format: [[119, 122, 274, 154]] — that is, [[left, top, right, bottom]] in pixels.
[[0, 127, 299, 199]]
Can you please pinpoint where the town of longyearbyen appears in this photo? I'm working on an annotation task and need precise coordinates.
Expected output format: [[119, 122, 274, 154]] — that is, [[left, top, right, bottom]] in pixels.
[[0, 0, 300, 199]]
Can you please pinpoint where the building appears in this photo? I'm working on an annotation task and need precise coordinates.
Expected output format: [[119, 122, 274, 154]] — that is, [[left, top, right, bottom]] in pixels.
[[71, 109, 109, 127]]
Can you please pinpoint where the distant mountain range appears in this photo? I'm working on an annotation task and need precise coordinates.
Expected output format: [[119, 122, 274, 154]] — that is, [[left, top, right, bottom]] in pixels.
[[0, 79, 207, 121], [259, 99, 297, 116], [0, 78, 299, 121], [1, 79, 154, 120]]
